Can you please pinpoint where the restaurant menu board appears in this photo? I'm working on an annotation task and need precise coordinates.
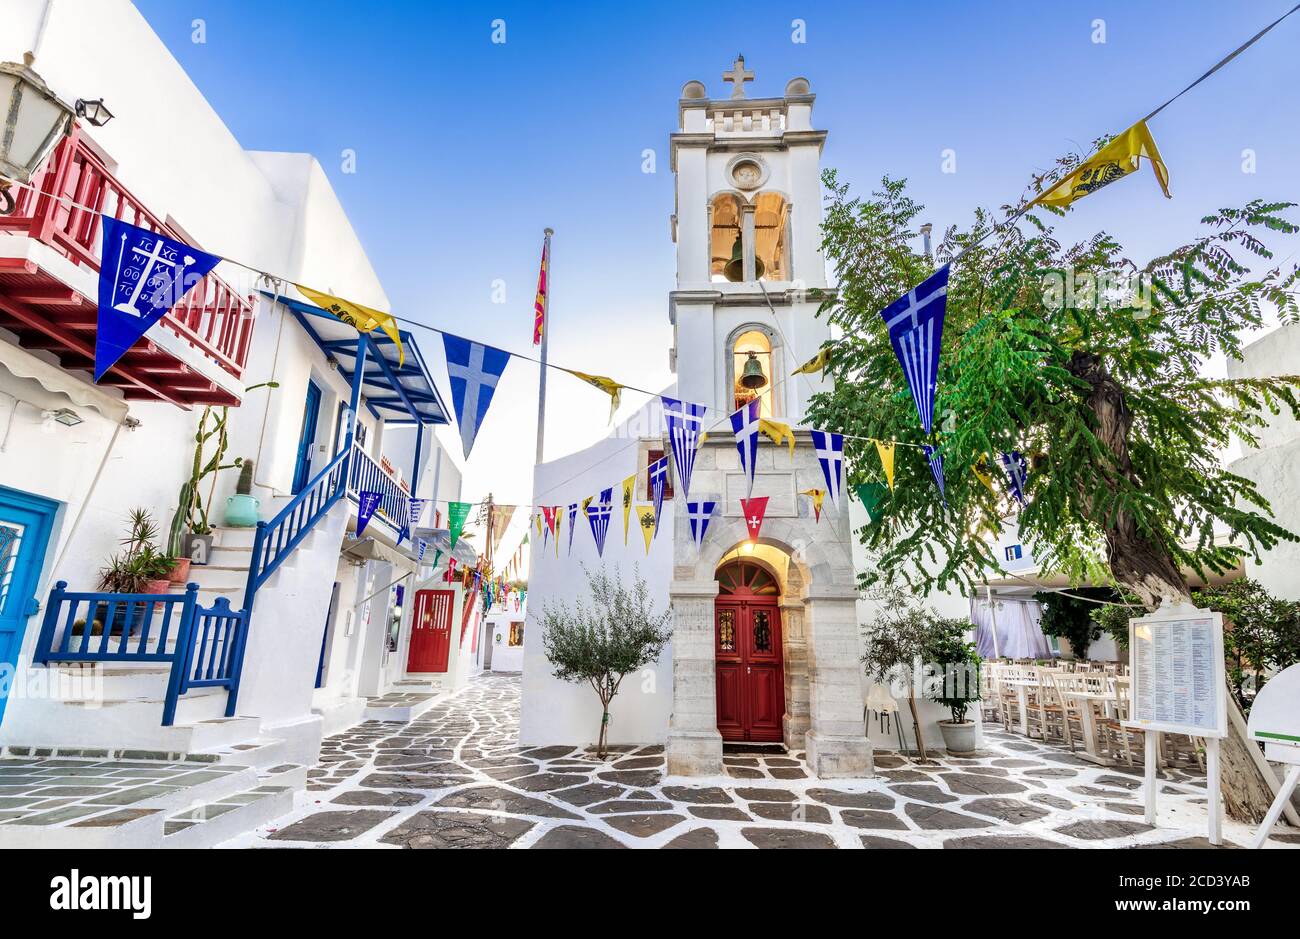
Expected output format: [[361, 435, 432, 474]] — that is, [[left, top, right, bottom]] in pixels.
[[1127, 609, 1226, 738]]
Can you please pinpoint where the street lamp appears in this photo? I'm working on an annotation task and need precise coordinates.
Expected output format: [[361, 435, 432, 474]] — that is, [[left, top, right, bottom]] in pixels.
[[74, 98, 114, 128], [0, 60, 75, 215]]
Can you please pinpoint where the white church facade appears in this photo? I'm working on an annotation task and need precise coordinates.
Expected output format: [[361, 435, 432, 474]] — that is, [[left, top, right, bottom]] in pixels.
[[523, 61, 931, 778]]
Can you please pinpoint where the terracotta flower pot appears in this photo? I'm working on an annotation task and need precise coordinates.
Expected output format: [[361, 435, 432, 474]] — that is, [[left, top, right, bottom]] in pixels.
[[168, 558, 192, 584], [143, 579, 171, 595]]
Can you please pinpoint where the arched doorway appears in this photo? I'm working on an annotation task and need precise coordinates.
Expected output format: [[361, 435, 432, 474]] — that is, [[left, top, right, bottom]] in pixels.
[[714, 559, 785, 742]]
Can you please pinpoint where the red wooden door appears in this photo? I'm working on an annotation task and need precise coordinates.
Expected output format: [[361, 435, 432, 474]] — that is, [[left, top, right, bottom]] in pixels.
[[715, 593, 785, 743], [408, 589, 454, 672]]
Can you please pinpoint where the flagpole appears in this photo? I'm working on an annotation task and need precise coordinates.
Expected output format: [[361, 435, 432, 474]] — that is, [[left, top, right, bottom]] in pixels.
[[535, 228, 553, 465]]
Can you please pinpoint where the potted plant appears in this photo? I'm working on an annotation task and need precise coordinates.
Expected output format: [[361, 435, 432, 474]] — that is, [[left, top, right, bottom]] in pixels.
[[170, 382, 276, 561], [95, 509, 175, 635], [928, 620, 983, 755], [224, 458, 260, 527]]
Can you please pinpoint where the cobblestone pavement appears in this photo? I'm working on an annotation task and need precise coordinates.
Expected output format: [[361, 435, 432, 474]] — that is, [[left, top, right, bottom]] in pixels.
[[224, 673, 1300, 849]]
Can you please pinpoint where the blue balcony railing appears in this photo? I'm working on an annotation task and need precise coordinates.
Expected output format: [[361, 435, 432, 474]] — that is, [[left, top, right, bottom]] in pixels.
[[33, 582, 247, 726], [347, 443, 410, 536]]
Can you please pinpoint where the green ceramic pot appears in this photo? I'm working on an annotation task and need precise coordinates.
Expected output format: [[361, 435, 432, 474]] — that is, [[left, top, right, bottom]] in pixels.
[[224, 494, 261, 527]]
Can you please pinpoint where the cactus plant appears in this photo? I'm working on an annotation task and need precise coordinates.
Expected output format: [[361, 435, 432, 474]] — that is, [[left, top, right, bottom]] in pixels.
[[236, 459, 255, 495]]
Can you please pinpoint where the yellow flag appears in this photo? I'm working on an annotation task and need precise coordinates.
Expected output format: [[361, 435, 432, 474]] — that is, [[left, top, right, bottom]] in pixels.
[[581, 495, 593, 516], [534, 512, 542, 537], [567, 369, 624, 422], [792, 346, 831, 376], [295, 285, 405, 367], [636, 505, 656, 554], [972, 455, 996, 494], [621, 473, 636, 545], [873, 439, 896, 490], [1029, 120, 1170, 209], [800, 488, 825, 522], [759, 418, 796, 456]]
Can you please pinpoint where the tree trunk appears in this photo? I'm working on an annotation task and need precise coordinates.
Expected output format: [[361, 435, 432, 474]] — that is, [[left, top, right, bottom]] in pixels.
[[907, 691, 927, 761], [1068, 350, 1278, 822], [597, 701, 611, 760]]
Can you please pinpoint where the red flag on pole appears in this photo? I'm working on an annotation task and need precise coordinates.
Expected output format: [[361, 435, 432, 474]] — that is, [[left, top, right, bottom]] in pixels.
[[533, 234, 549, 345], [740, 496, 769, 543]]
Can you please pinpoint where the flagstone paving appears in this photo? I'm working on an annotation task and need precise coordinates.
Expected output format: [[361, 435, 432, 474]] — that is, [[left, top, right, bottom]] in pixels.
[[223, 672, 1300, 849]]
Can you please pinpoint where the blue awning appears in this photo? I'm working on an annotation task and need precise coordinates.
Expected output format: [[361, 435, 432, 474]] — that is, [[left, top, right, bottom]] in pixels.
[[271, 293, 450, 426]]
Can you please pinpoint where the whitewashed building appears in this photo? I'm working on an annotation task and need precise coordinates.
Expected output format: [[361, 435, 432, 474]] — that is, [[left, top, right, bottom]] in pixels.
[[1227, 322, 1300, 602], [525, 61, 894, 778], [0, 0, 475, 846]]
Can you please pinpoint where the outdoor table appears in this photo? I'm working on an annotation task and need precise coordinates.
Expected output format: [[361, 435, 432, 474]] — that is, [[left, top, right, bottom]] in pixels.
[[1062, 690, 1116, 764], [998, 677, 1037, 736]]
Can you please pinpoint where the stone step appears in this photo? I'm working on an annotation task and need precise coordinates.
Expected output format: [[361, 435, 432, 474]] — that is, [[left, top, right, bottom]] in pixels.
[[212, 526, 258, 549], [0, 760, 259, 849], [0, 702, 261, 754], [162, 764, 304, 848], [206, 544, 252, 568], [199, 735, 293, 771]]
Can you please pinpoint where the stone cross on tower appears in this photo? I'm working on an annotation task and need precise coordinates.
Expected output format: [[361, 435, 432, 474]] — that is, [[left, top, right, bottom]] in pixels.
[[722, 54, 754, 99]]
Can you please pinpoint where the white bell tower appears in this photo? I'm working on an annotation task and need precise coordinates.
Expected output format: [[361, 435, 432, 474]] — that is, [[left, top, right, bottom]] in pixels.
[[668, 57, 831, 424], [664, 60, 871, 782]]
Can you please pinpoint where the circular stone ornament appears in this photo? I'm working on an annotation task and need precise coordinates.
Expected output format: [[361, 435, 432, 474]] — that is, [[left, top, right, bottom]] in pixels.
[[727, 153, 769, 191]]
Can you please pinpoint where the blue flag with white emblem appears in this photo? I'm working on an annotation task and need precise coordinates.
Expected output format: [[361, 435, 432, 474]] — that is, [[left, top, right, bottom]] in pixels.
[[96, 216, 222, 382], [810, 429, 845, 509], [880, 265, 949, 434], [686, 500, 717, 550], [587, 488, 613, 557], [661, 396, 707, 500], [923, 445, 947, 505], [442, 334, 511, 459], [730, 399, 761, 500], [1000, 451, 1029, 506], [356, 491, 383, 536], [648, 455, 669, 540]]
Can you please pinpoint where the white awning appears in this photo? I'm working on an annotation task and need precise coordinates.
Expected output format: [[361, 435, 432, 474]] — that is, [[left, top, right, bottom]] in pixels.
[[340, 536, 417, 574], [0, 339, 129, 421]]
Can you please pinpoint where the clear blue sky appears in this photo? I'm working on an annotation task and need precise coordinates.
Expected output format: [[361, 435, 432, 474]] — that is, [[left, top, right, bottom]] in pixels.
[[134, 0, 1300, 553]]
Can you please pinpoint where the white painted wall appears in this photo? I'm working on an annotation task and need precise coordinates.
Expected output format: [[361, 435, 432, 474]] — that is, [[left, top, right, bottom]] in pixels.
[[520, 397, 676, 747], [484, 611, 525, 673], [1227, 323, 1300, 601]]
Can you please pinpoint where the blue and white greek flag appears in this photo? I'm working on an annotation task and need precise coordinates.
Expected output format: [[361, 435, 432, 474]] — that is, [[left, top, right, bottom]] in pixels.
[[648, 454, 669, 539], [880, 265, 949, 434], [1000, 451, 1029, 506], [586, 487, 613, 557], [923, 444, 947, 504], [661, 396, 707, 500], [730, 399, 761, 499], [96, 216, 221, 382], [567, 503, 578, 555], [810, 429, 845, 508], [443, 333, 511, 459], [686, 500, 717, 549]]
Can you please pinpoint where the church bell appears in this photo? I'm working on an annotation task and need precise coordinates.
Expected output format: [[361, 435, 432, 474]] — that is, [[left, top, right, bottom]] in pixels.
[[723, 234, 765, 283], [739, 352, 768, 390]]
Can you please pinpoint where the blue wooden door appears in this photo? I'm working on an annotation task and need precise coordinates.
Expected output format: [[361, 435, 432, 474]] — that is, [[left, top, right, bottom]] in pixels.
[[292, 379, 323, 494], [0, 487, 58, 726]]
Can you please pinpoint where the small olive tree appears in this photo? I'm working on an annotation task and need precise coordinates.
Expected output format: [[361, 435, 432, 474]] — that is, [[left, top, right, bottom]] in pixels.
[[541, 565, 672, 759], [862, 584, 970, 760]]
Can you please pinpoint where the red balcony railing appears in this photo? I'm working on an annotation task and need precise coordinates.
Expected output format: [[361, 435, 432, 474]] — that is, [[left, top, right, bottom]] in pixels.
[[0, 126, 256, 379]]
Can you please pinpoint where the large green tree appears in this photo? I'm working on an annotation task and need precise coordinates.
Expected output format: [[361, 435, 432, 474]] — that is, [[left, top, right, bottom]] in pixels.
[[810, 160, 1300, 820]]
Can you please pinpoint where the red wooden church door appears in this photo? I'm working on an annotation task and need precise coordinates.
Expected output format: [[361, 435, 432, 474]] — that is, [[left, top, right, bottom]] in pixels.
[[715, 561, 784, 742], [408, 589, 454, 672]]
